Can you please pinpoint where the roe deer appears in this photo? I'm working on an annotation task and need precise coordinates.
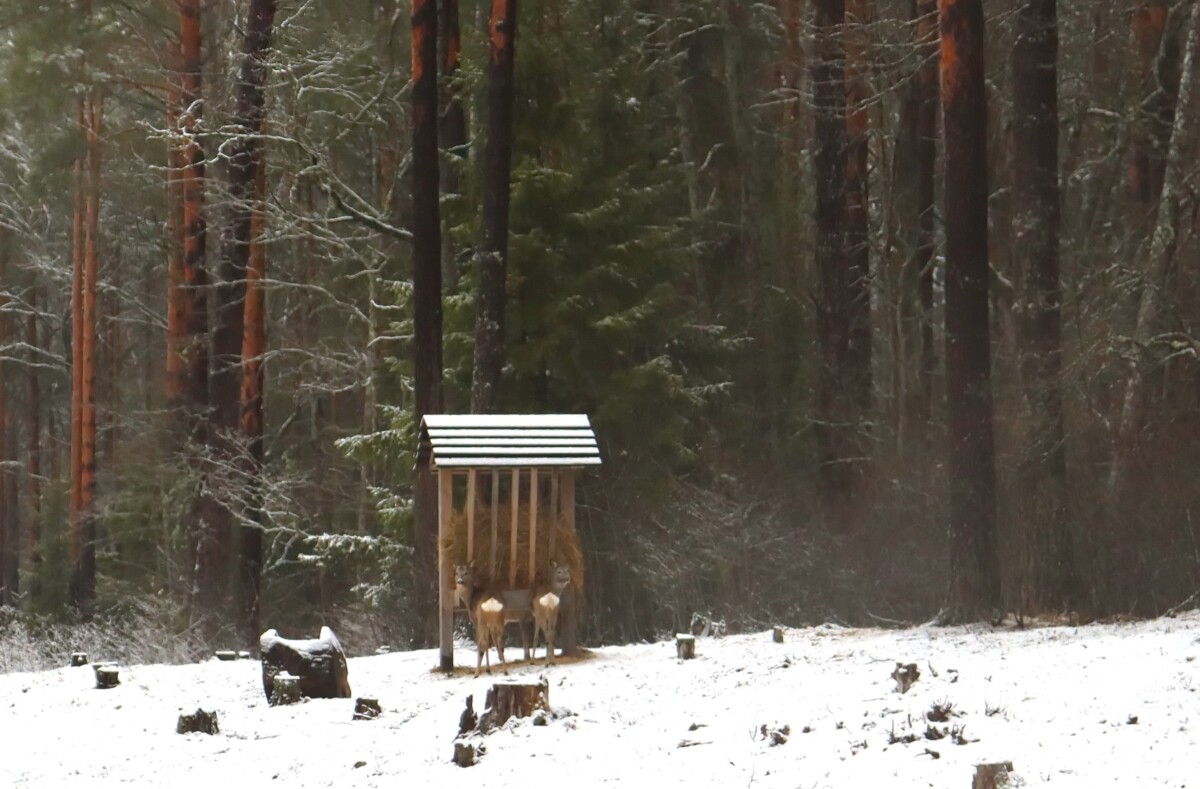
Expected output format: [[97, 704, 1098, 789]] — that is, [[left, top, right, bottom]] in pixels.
[[454, 563, 507, 676], [531, 562, 572, 664]]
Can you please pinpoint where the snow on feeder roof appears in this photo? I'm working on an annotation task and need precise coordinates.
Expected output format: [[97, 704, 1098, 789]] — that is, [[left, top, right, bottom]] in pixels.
[[417, 414, 602, 469]]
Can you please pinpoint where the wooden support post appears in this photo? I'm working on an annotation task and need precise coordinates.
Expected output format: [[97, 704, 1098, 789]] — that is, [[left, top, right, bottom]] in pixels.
[[466, 468, 476, 560], [438, 469, 454, 671], [559, 470, 578, 655], [529, 467, 538, 586], [490, 470, 499, 580], [549, 472, 559, 562], [509, 468, 519, 589]]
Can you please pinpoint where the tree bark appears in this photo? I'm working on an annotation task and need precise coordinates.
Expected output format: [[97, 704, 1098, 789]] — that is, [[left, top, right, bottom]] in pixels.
[[1012, 0, 1073, 613], [471, 0, 517, 415], [228, 0, 276, 648], [0, 255, 14, 606], [1109, 0, 1200, 500], [69, 99, 85, 612], [940, 0, 1001, 622], [439, 0, 468, 287], [166, 44, 187, 417], [26, 289, 43, 602], [844, 0, 873, 423], [412, 0, 444, 646], [813, 0, 869, 515], [180, 0, 216, 634], [79, 95, 103, 617]]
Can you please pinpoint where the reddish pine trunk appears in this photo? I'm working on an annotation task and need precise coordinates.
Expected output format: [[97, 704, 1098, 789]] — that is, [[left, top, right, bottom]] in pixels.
[[915, 0, 938, 445], [180, 0, 216, 631], [470, 0, 517, 415], [228, 0, 277, 647], [1012, 0, 1073, 612], [940, 0, 1000, 621], [412, 0, 444, 646], [78, 95, 103, 617]]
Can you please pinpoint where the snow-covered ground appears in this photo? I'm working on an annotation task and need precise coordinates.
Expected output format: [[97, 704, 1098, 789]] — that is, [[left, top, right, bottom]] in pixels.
[[2, 613, 1198, 787]]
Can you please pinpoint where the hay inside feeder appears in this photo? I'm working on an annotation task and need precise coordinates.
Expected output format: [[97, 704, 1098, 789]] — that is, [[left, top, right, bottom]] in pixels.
[[441, 500, 584, 592]]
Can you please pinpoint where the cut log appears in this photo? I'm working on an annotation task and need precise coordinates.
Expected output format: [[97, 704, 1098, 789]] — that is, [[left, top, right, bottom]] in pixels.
[[353, 697, 382, 720], [892, 662, 920, 693], [176, 708, 220, 735], [260, 626, 351, 703], [271, 672, 302, 706], [214, 650, 237, 661], [973, 762, 1015, 789], [677, 634, 696, 660], [772, 626, 784, 643], [453, 739, 481, 767], [70, 652, 89, 667], [478, 679, 549, 733], [94, 665, 120, 689]]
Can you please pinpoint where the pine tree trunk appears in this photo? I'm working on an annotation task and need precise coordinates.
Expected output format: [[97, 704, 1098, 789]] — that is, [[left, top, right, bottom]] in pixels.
[[79, 95, 103, 617], [227, 0, 276, 648], [1109, 0, 1199, 500], [940, 0, 1001, 622], [69, 100, 85, 611], [0, 257, 13, 607], [439, 0, 467, 287], [26, 289, 43, 602], [915, 0, 937, 457], [844, 0, 873, 426], [471, 0, 517, 415], [166, 49, 187, 417], [180, 0, 216, 634], [412, 0, 444, 647], [1012, 0, 1073, 613]]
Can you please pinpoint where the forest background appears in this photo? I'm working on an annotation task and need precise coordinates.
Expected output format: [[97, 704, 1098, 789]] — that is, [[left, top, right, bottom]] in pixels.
[[0, 0, 1198, 656]]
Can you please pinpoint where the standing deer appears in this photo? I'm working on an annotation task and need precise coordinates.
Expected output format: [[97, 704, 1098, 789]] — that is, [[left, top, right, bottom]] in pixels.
[[454, 563, 507, 676], [531, 562, 572, 664]]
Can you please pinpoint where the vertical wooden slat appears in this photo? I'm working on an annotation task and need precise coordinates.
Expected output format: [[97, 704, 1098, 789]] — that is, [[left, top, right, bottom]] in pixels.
[[559, 469, 577, 655], [509, 467, 519, 588], [438, 469, 454, 670], [548, 471, 559, 563], [466, 467, 476, 560], [490, 470, 499, 580], [529, 467, 538, 586]]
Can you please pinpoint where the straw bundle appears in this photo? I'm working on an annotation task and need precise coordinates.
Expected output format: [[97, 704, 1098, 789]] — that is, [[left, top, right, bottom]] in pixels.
[[441, 501, 584, 591]]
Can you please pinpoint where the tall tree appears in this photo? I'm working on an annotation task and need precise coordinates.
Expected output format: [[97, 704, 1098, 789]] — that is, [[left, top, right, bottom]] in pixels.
[[812, 0, 870, 515], [166, 44, 187, 416], [68, 98, 86, 611], [844, 0, 872, 425], [1012, 0, 1073, 612], [227, 0, 277, 646], [179, 0, 217, 631], [78, 94, 102, 616], [940, 0, 1000, 621], [0, 252, 14, 606], [26, 289, 43, 602], [470, 0, 517, 414], [412, 0, 444, 647]]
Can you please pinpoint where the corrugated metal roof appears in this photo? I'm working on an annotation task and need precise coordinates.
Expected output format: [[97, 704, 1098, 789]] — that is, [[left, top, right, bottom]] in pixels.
[[417, 414, 602, 469]]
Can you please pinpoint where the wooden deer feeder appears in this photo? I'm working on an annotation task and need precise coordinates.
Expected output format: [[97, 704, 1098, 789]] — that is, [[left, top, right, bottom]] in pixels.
[[417, 414, 602, 671]]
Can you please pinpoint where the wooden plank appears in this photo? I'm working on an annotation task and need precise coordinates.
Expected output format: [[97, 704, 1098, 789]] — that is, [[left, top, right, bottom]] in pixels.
[[549, 471, 559, 563], [510, 468, 519, 589], [434, 456, 603, 468], [438, 469, 454, 671], [466, 468, 476, 560], [529, 467, 538, 587], [423, 414, 591, 429], [560, 469, 577, 655], [427, 428, 596, 439], [433, 446, 600, 456], [432, 434, 600, 446], [490, 470, 499, 580]]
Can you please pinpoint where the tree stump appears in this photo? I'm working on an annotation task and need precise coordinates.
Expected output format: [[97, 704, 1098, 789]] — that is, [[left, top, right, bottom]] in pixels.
[[676, 634, 696, 660], [70, 652, 89, 667], [457, 695, 478, 737], [973, 762, 1014, 789], [176, 709, 220, 735], [453, 739, 481, 767], [214, 650, 237, 661], [94, 665, 120, 689], [260, 626, 351, 704], [271, 672, 302, 706], [892, 662, 920, 693], [772, 626, 784, 643], [353, 697, 382, 720], [478, 679, 549, 733]]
